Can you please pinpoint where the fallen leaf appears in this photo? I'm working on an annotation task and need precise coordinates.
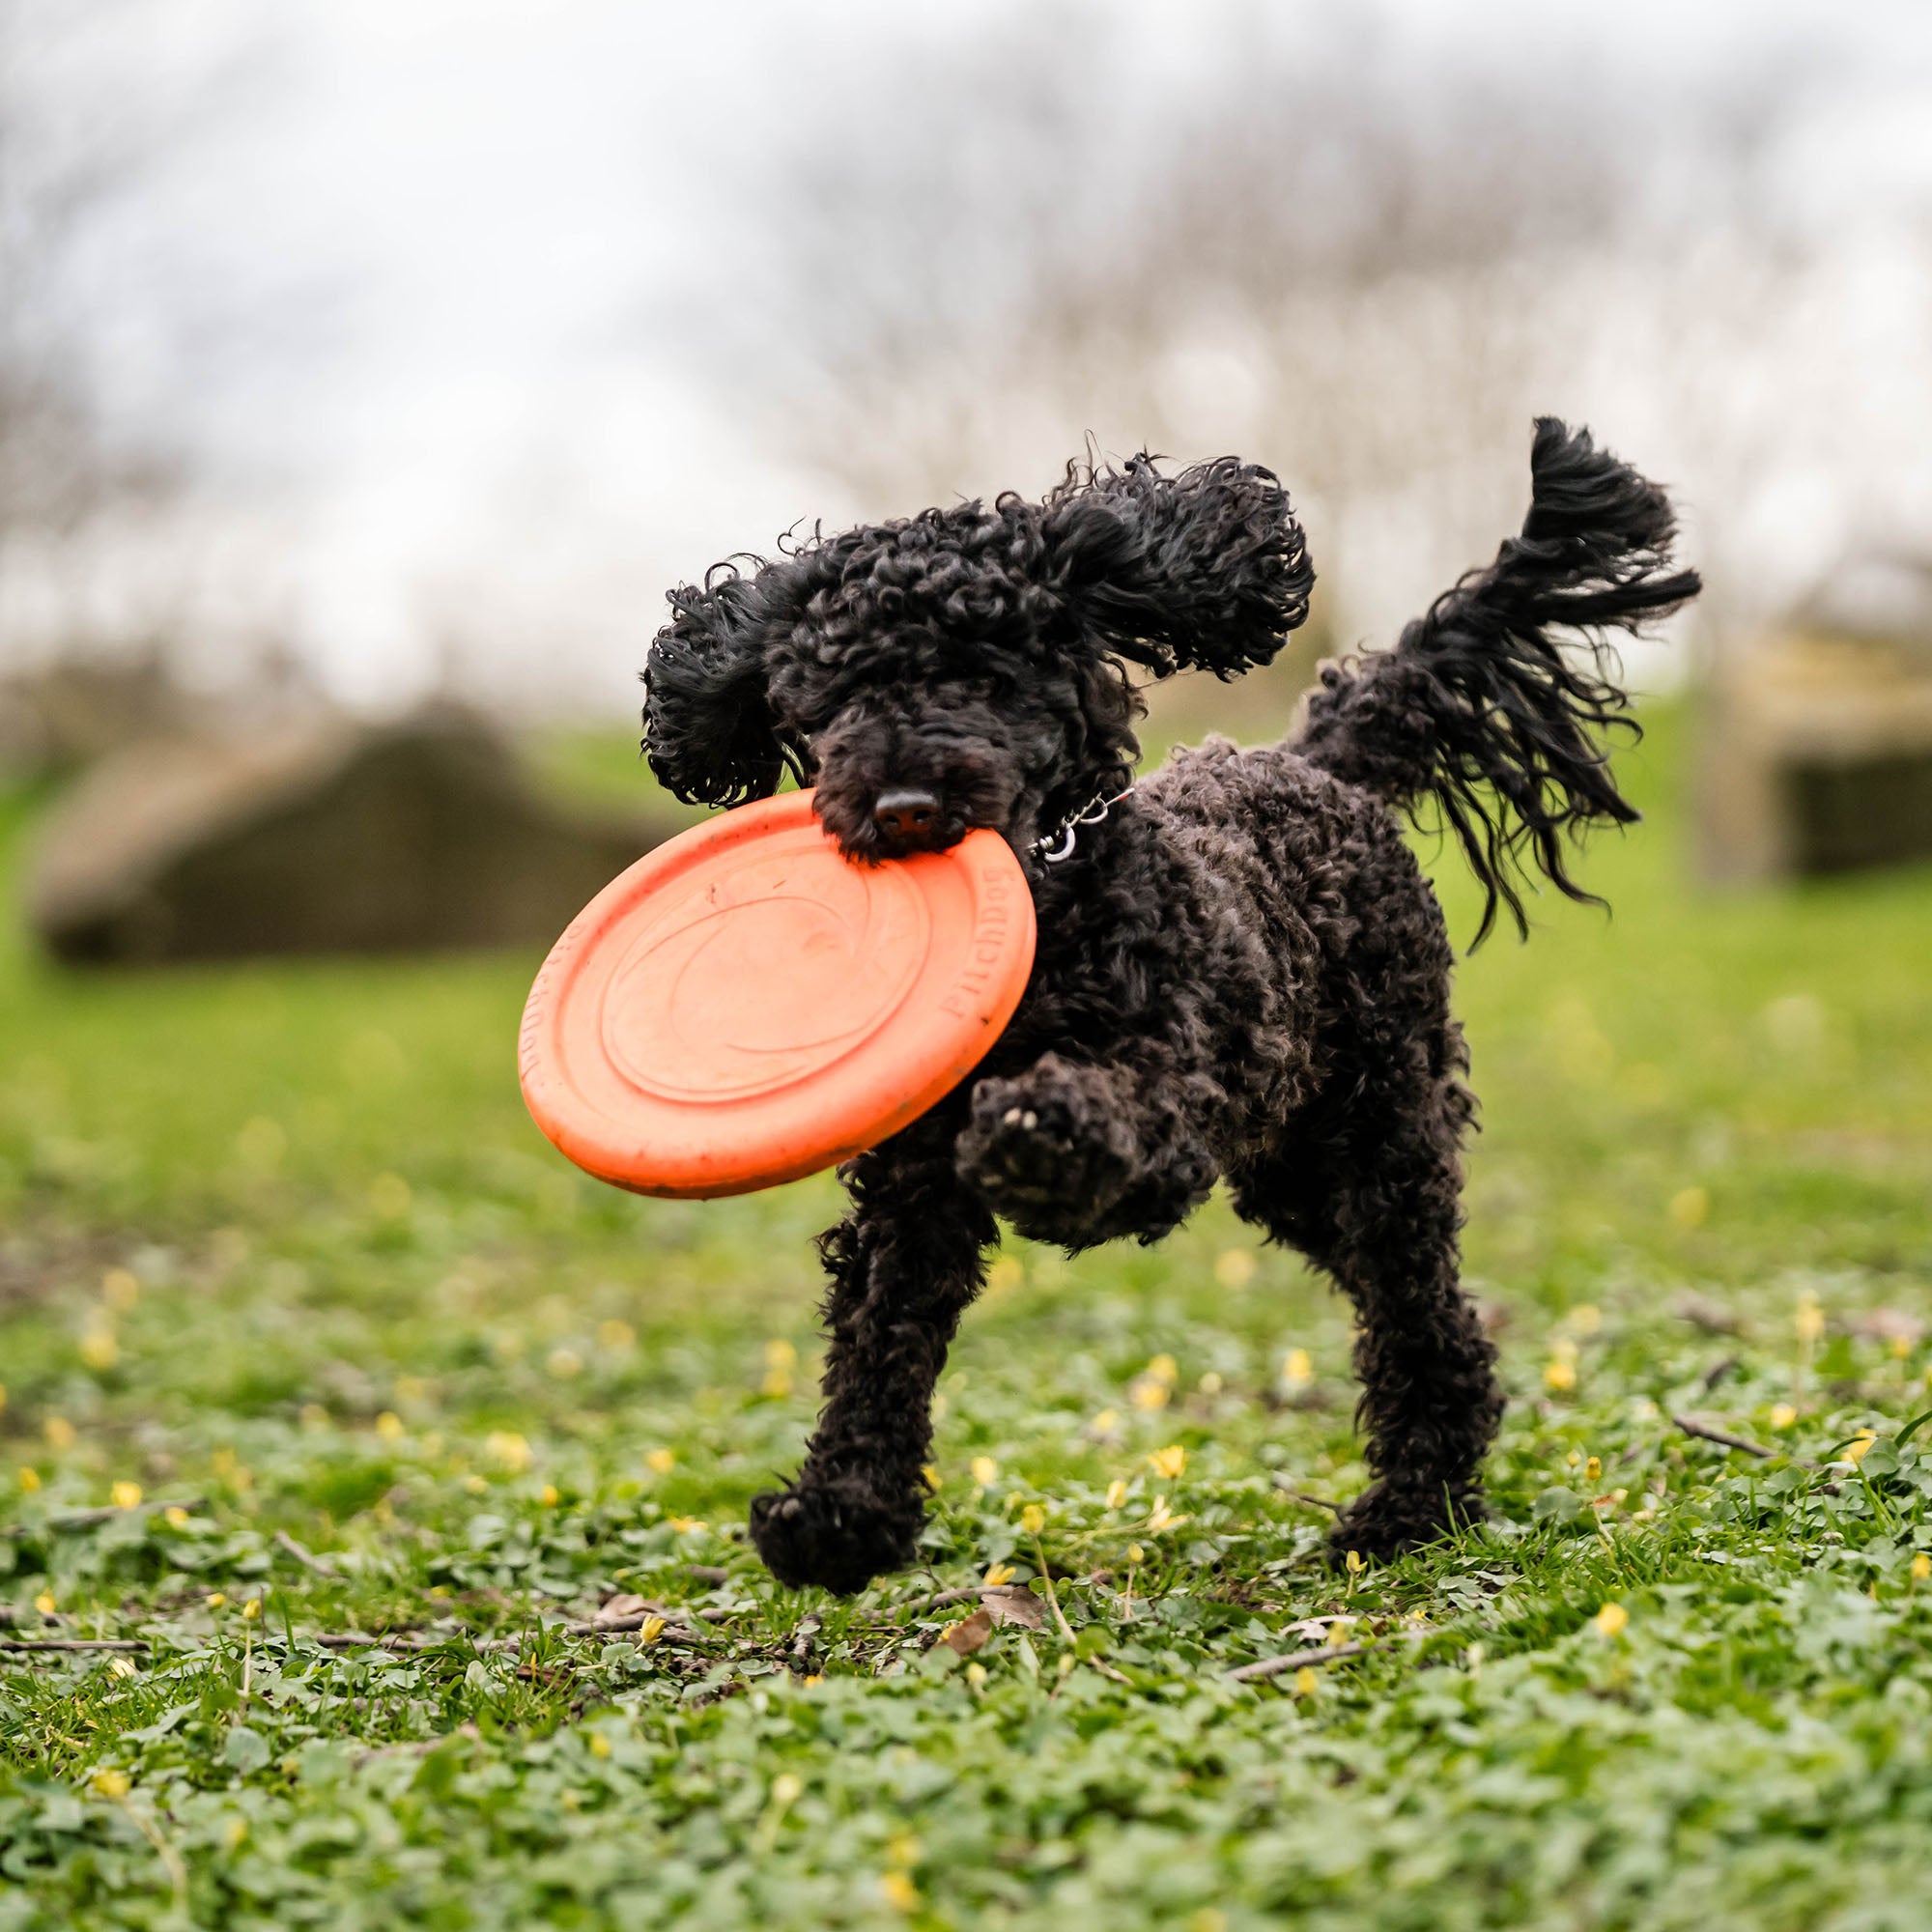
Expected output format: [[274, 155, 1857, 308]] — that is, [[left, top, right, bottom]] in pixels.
[[941, 1608, 992, 1656], [980, 1584, 1044, 1631]]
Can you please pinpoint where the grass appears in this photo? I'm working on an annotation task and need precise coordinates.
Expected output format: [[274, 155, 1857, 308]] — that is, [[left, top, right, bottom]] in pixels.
[[1, 702, 1931, 1930]]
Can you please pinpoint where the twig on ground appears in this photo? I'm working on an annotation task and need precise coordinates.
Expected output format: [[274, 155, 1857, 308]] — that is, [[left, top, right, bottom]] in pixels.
[[1272, 1475, 1340, 1513], [685, 1564, 730, 1584], [1227, 1640, 1365, 1684], [1672, 1413, 1776, 1459], [274, 1529, 341, 1577], [0, 1637, 149, 1653]]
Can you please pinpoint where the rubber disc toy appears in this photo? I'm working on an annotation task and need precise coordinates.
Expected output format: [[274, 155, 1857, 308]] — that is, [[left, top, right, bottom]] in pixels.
[[518, 789, 1037, 1198]]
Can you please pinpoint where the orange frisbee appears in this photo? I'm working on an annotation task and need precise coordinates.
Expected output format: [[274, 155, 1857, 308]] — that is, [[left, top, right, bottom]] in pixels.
[[518, 789, 1037, 1198]]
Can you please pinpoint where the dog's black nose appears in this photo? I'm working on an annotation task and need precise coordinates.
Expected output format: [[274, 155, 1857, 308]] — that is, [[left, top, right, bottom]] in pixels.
[[871, 788, 943, 849]]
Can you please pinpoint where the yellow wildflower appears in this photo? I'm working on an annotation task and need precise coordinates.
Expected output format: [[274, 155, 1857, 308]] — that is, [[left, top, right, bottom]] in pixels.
[[1584, 1456, 1602, 1482], [587, 1732, 612, 1759], [1149, 1444, 1187, 1480], [34, 1592, 56, 1615], [1105, 1479, 1128, 1509], [803, 1673, 825, 1688], [486, 1432, 531, 1472], [1089, 1407, 1121, 1436], [598, 1320, 636, 1351], [1198, 1371, 1223, 1396], [971, 1456, 999, 1488], [1844, 1434, 1877, 1465], [1345, 1549, 1364, 1576], [375, 1411, 405, 1440], [1567, 1303, 1603, 1335], [79, 1326, 119, 1373], [1020, 1503, 1046, 1534], [1795, 1295, 1825, 1344], [1147, 1353, 1178, 1385], [962, 1662, 986, 1690], [110, 1481, 142, 1511], [1281, 1348, 1313, 1389], [639, 1615, 667, 1645], [1770, 1404, 1797, 1429], [668, 1516, 706, 1534], [44, 1416, 75, 1450], [771, 1772, 804, 1806], [1912, 1552, 1930, 1582], [464, 1474, 488, 1494], [886, 1833, 921, 1869], [18, 1466, 42, 1492], [922, 1464, 941, 1492], [90, 1769, 130, 1800], [1213, 1249, 1256, 1289], [1126, 1544, 1145, 1565], [879, 1871, 920, 1912], [102, 1267, 141, 1311], [205, 1592, 226, 1610], [1293, 1665, 1319, 1697], [108, 1657, 136, 1679], [761, 1365, 793, 1398], [985, 1256, 1025, 1295], [982, 1562, 1015, 1586], [1592, 1602, 1629, 1637], [164, 1505, 189, 1528], [1146, 1496, 1189, 1533], [224, 1817, 248, 1850], [644, 1448, 675, 1475], [541, 1484, 560, 1507], [1131, 1378, 1171, 1411], [242, 1599, 261, 1621], [1668, 1186, 1708, 1230], [546, 1347, 583, 1380], [1544, 1358, 1577, 1393], [368, 1173, 412, 1218]]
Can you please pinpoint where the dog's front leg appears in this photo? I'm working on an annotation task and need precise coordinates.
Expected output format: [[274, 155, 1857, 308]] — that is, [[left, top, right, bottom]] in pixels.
[[956, 1051, 1218, 1248], [749, 1121, 995, 1595]]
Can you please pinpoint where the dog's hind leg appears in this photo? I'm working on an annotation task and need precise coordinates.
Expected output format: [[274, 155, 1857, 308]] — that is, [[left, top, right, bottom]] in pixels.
[[749, 1114, 995, 1595], [1233, 1074, 1502, 1561]]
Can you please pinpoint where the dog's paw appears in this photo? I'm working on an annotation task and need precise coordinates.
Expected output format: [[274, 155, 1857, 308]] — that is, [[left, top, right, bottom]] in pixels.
[[956, 1061, 1138, 1235], [1329, 1477, 1487, 1566], [749, 1479, 921, 1596]]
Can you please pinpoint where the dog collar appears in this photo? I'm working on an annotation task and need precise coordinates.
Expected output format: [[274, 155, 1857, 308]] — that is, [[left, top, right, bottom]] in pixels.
[[1030, 768, 1137, 865]]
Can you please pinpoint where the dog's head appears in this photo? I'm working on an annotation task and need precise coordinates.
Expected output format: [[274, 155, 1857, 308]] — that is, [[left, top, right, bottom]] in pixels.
[[642, 455, 1314, 862]]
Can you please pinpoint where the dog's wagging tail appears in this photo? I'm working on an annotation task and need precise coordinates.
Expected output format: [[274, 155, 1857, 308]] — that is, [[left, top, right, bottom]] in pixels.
[[1299, 417, 1700, 944], [640, 419, 1698, 1593]]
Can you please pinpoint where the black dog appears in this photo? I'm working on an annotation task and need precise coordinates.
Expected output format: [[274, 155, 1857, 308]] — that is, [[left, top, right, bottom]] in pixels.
[[643, 419, 1698, 1593]]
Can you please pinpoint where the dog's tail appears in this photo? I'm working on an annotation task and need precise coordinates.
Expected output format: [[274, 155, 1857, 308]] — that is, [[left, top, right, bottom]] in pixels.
[[1294, 418, 1700, 944]]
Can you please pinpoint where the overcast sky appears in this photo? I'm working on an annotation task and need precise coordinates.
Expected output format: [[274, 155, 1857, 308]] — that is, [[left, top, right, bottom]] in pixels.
[[16, 0, 1932, 710]]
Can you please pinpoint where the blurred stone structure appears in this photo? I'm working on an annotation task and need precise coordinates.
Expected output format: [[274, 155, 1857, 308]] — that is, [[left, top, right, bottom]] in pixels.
[[1698, 554, 1932, 882], [26, 707, 669, 964]]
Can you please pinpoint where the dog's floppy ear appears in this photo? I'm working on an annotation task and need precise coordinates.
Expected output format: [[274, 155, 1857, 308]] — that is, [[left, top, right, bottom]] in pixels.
[[1042, 454, 1314, 678], [642, 565, 803, 808]]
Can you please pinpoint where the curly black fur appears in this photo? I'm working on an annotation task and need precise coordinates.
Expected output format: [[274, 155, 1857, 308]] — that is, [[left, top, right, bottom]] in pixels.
[[641, 424, 1698, 1593]]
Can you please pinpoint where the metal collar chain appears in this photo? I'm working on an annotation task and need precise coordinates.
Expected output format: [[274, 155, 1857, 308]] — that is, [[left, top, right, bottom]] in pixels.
[[1029, 768, 1137, 865]]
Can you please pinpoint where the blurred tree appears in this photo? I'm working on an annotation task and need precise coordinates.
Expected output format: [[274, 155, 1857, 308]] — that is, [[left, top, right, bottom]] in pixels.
[[709, 9, 1833, 657]]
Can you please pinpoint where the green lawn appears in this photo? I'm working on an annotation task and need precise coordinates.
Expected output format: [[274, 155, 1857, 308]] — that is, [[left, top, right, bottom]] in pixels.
[[2, 704, 1931, 1930]]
